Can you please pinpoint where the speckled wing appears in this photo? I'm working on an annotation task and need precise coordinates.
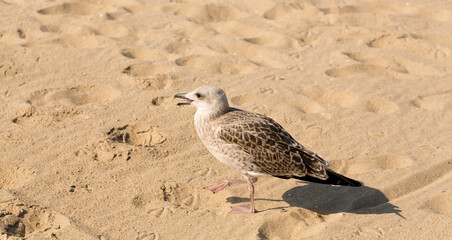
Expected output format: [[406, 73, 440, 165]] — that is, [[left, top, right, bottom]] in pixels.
[[216, 110, 329, 179]]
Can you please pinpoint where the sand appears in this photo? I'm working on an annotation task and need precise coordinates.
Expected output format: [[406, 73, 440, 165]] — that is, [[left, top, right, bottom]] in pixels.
[[1, 0, 451, 239]]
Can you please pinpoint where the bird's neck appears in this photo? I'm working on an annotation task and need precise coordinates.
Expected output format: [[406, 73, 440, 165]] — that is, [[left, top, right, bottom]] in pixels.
[[195, 107, 229, 123], [193, 108, 223, 140]]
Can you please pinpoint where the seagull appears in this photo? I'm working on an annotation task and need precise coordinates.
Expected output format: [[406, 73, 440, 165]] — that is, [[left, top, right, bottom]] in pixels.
[[175, 85, 361, 214]]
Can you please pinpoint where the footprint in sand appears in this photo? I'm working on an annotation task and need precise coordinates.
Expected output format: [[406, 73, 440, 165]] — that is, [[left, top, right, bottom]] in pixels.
[[0, 192, 75, 239], [347, 52, 443, 77], [107, 123, 166, 147], [159, 181, 230, 213], [368, 34, 452, 62], [40, 23, 97, 36], [37, 2, 105, 16], [232, 87, 397, 115], [28, 86, 120, 106], [412, 90, 452, 111], [326, 2, 452, 35], [162, 4, 247, 22], [209, 22, 266, 39], [15, 87, 112, 125], [76, 139, 131, 162], [46, 23, 129, 38], [12, 106, 87, 126], [326, 52, 442, 79], [176, 36, 286, 70], [231, 93, 325, 115], [231, 92, 326, 124], [292, 98, 326, 114], [132, 193, 154, 209], [326, 52, 408, 79], [213, 39, 288, 69], [187, 168, 219, 184], [210, 21, 306, 49], [123, 62, 167, 77], [229, 94, 270, 115], [244, 33, 301, 50], [301, 86, 399, 114], [92, 23, 130, 38], [342, 154, 413, 175], [257, 209, 324, 239], [76, 124, 166, 162], [0, 27, 26, 44], [325, 2, 452, 22], [230, 94, 264, 107], [160, 183, 200, 209], [122, 62, 173, 90], [324, 6, 393, 28], [326, 64, 404, 79], [39, 16, 129, 38], [163, 38, 197, 55], [121, 48, 171, 61], [11, 106, 36, 125], [150, 96, 172, 107], [136, 231, 160, 240], [175, 55, 257, 74], [263, 2, 323, 20], [68, 184, 93, 194], [146, 207, 175, 219], [22, 35, 117, 49], [0, 62, 20, 79]]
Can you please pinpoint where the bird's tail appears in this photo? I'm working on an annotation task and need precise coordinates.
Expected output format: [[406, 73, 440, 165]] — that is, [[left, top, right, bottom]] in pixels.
[[289, 169, 362, 187]]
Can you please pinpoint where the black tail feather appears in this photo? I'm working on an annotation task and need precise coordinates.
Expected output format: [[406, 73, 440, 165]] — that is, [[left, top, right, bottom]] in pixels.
[[276, 169, 362, 187]]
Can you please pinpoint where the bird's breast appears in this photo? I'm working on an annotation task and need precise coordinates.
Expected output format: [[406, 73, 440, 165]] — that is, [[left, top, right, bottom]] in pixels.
[[193, 113, 254, 172]]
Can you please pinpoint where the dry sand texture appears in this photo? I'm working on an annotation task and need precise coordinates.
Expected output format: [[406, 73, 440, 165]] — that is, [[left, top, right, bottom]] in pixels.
[[1, 0, 452, 239]]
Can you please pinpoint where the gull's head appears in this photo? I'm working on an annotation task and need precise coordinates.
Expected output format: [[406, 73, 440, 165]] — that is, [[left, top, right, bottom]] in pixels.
[[174, 85, 229, 113]]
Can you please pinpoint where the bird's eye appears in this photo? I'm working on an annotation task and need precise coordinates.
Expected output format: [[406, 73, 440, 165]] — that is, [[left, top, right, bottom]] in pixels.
[[195, 93, 202, 98]]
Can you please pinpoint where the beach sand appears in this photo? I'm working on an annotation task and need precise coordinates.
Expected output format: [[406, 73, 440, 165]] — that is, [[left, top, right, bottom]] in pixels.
[[1, 0, 451, 239]]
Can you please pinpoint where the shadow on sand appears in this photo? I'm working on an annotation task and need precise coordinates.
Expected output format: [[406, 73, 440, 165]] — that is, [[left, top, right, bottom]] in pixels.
[[227, 183, 403, 217], [282, 183, 402, 216]]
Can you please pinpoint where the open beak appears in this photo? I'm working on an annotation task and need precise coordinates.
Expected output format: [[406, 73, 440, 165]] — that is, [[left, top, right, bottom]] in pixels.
[[174, 93, 193, 106]]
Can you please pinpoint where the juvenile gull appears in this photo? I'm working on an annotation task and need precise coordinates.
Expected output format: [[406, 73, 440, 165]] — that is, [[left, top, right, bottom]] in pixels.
[[175, 86, 361, 214]]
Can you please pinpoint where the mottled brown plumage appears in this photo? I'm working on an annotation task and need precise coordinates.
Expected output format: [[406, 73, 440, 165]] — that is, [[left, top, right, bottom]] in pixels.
[[175, 85, 361, 214], [215, 109, 329, 179]]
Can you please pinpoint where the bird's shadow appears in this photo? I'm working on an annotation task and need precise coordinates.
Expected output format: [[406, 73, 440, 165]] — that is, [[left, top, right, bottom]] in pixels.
[[227, 183, 403, 217]]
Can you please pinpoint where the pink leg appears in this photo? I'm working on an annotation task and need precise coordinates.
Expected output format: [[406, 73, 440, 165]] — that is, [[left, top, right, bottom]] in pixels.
[[230, 176, 257, 214], [203, 179, 247, 194]]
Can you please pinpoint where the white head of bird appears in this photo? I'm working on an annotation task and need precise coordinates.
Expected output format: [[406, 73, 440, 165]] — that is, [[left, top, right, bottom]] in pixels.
[[175, 85, 230, 116]]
